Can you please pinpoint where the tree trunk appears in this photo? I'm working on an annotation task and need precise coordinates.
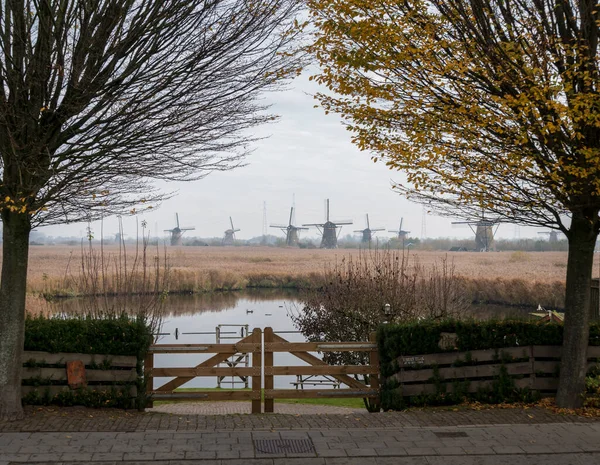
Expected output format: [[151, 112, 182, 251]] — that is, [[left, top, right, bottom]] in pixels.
[[0, 211, 31, 421], [556, 212, 598, 408]]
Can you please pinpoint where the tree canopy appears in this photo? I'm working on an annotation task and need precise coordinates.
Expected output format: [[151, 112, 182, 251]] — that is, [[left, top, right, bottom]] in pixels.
[[0, 0, 302, 226], [307, 0, 600, 233]]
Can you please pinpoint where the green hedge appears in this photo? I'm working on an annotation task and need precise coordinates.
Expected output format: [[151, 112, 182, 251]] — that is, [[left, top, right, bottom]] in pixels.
[[25, 314, 153, 357], [377, 319, 600, 367]]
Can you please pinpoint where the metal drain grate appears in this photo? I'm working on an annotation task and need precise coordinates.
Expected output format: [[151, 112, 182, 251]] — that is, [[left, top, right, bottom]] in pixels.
[[434, 431, 469, 438], [254, 439, 316, 455]]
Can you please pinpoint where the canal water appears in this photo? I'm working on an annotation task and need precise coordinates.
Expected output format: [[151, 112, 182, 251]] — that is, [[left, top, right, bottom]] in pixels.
[[51, 289, 535, 391]]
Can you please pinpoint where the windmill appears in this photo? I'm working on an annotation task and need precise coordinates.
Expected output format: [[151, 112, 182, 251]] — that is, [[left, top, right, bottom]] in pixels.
[[164, 213, 195, 246], [303, 199, 353, 249], [222, 217, 240, 245], [452, 211, 500, 252], [389, 218, 411, 240], [538, 230, 560, 243], [113, 232, 126, 244], [354, 214, 385, 244], [270, 207, 309, 246]]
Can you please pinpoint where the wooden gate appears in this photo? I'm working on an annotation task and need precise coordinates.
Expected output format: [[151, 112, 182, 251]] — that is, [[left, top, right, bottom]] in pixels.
[[145, 327, 380, 413]]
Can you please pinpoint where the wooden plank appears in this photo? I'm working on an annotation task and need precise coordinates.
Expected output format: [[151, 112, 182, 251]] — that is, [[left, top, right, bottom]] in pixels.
[[265, 389, 378, 399], [150, 390, 259, 401], [148, 343, 260, 354], [533, 346, 561, 358], [396, 347, 530, 368], [22, 351, 137, 368], [534, 361, 598, 375], [265, 342, 376, 352], [272, 333, 366, 390], [588, 346, 600, 358], [21, 367, 137, 383], [266, 366, 377, 376], [152, 367, 258, 377], [264, 327, 274, 413], [252, 328, 262, 414], [531, 345, 600, 359], [153, 332, 256, 392], [22, 385, 137, 397], [394, 362, 532, 384], [534, 361, 560, 374], [533, 378, 559, 390], [21, 367, 67, 381], [397, 378, 531, 396], [87, 369, 137, 383]]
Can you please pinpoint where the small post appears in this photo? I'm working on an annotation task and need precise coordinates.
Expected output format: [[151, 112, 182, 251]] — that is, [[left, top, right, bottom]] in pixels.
[[144, 351, 154, 408], [264, 327, 274, 413], [251, 328, 262, 414], [369, 331, 381, 412], [528, 345, 536, 391]]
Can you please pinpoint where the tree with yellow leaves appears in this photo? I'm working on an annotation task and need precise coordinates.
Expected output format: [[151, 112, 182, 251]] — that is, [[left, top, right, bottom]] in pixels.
[[307, 0, 600, 407]]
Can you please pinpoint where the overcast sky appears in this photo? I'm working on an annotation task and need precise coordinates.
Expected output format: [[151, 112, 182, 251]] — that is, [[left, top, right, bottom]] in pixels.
[[40, 71, 548, 242]]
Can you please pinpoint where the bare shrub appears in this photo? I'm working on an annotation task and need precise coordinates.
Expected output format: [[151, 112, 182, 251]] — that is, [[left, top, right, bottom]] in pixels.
[[291, 249, 468, 361]]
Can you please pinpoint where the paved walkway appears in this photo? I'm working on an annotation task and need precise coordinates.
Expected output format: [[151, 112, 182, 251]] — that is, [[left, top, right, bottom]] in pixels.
[[1, 421, 600, 464], [1, 406, 600, 464]]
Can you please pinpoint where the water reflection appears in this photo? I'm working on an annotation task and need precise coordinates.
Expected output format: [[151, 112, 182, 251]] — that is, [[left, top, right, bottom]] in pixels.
[[50, 287, 301, 317]]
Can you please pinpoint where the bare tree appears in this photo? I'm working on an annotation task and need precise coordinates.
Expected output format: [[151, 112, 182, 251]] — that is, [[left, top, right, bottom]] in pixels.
[[0, 0, 303, 420]]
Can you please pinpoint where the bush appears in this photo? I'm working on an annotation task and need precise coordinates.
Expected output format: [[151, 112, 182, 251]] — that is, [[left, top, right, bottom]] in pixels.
[[377, 319, 600, 367], [25, 314, 153, 357]]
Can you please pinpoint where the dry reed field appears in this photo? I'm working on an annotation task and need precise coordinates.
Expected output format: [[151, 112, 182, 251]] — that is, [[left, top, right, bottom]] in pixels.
[[20, 245, 597, 308], [24, 244, 581, 282]]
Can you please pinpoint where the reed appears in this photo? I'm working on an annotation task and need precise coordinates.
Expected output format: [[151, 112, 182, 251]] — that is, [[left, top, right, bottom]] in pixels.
[[43, 221, 170, 335]]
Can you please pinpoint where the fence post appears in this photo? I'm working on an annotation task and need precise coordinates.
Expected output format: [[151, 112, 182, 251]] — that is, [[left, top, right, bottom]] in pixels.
[[144, 351, 154, 408], [251, 328, 262, 414], [369, 332, 381, 412], [528, 345, 535, 391], [264, 327, 274, 413]]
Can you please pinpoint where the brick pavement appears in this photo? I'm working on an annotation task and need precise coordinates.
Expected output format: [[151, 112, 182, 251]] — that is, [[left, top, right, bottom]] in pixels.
[[1, 422, 600, 464], [2, 406, 600, 464]]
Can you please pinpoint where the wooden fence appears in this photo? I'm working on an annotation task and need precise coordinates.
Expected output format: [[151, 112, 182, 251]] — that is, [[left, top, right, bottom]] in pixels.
[[387, 345, 600, 397], [21, 351, 138, 399], [145, 327, 379, 413]]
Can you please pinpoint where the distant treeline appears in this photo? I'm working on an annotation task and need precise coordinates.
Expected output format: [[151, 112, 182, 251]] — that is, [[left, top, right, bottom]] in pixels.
[[31, 235, 572, 252]]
